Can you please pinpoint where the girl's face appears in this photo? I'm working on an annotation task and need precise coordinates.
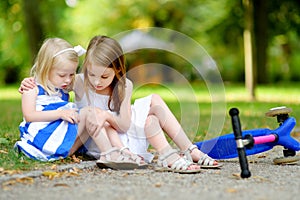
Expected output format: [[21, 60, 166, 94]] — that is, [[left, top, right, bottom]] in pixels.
[[87, 64, 115, 93], [49, 60, 77, 89]]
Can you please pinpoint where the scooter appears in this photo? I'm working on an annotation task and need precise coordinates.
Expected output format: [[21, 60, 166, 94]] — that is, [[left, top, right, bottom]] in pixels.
[[195, 107, 300, 178]]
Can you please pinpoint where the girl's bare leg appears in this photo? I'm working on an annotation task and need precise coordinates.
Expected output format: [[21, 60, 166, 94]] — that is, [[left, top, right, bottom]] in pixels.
[[144, 115, 200, 170], [69, 107, 90, 156], [148, 94, 192, 150], [72, 107, 121, 160], [106, 124, 125, 149], [148, 94, 218, 165]]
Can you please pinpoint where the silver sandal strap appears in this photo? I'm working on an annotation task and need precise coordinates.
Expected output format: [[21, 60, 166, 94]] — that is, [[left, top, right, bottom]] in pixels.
[[119, 146, 143, 164], [157, 149, 193, 170], [183, 144, 216, 166], [181, 144, 198, 162], [100, 147, 119, 162], [198, 154, 215, 166], [157, 149, 178, 168]]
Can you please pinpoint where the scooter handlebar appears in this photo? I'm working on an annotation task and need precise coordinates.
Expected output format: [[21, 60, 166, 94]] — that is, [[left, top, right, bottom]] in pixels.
[[229, 108, 251, 178]]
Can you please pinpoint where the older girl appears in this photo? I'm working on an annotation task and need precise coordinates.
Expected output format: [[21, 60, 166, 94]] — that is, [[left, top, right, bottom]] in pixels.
[[79, 36, 221, 173]]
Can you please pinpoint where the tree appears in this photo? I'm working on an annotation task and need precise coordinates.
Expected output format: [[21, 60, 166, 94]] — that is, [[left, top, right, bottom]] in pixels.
[[253, 0, 267, 84], [243, 0, 255, 100], [22, 0, 44, 59]]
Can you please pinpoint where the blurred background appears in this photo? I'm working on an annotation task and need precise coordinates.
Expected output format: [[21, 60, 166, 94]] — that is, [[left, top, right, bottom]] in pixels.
[[0, 0, 299, 92]]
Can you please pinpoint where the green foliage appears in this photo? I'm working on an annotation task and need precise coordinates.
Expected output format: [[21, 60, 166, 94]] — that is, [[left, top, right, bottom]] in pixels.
[[1, 0, 300, 84], [0, 0, 28, 85]]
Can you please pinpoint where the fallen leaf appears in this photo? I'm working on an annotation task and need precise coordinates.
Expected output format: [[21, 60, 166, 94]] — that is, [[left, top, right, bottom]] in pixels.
[[232, 173, 241, 179], [68, 167, 81, 173], [0, 169, 22, 175], [249, 160, 258, 163], [154, 182, 162, 187], [16, 177, 34, 184], [257, 154, 267, 158], [252, 176, 269, 182], [0, 149, 8, 154], [50, 164, 57, 170], [1, 177, 34, 190], [42, 171, 62, 180], [71, 155, 81, 163], [226, 188, 237, 193], [53, 183, 70, 187], [65, 171, 80, 177], [122, 173, 129, 177], [2, 179, 17, 187]]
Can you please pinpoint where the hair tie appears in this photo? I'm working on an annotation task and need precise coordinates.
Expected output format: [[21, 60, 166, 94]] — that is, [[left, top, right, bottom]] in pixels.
[[53, 45, 86, 58]]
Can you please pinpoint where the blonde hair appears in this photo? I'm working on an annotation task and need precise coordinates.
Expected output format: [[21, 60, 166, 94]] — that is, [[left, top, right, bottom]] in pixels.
[[82, 35, 126, 113], [30, 38, 79, 95]]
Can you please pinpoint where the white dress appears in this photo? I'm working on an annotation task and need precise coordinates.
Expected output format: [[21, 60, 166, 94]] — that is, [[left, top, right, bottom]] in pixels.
[[75, 75, 154, 163], [15, 85, 78, 161]]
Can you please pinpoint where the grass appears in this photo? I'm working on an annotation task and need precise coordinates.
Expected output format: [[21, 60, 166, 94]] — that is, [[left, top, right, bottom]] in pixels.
[[1, 82, 300, 171]]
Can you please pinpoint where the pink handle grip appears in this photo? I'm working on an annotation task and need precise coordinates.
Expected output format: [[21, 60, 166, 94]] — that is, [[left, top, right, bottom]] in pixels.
[[254, 135, 276, 145]]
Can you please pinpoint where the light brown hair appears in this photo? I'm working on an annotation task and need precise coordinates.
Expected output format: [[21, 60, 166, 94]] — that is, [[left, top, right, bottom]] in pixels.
[[82, 35, 126, 113]]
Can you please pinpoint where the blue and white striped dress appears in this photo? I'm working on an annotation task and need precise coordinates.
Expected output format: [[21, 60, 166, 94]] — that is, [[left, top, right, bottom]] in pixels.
[[15, 85, 78, 161]]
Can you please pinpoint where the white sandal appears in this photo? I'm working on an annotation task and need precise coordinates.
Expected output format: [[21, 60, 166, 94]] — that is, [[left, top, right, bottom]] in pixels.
[[119, 147, 149, 169], [96, 147, 139, 170], [183, 145, 222, 169], [155, 149, 202, 174]]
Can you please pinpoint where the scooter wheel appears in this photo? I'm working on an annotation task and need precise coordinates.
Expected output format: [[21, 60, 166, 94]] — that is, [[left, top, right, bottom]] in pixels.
[[273, 155, 300, 165], [265, 106, 292, 117]]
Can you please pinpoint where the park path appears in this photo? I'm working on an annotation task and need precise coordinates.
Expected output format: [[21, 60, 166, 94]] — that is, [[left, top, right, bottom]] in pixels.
[[0, 145, 299, 200]]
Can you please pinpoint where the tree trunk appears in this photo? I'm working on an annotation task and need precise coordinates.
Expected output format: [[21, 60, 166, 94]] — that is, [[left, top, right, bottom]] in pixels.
[[254, 0, 268, 84], [22, 0, 44, 62], [243, 0, 256, 100]]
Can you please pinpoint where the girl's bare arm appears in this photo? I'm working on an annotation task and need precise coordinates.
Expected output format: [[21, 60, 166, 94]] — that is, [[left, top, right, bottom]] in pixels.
[[73, 73, 84, 101], [104, 78, 133, 133], [22, 87, 78, 124]]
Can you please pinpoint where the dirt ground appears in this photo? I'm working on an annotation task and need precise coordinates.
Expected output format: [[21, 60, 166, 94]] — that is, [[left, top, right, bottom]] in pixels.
[[1, 145, 299, 200]]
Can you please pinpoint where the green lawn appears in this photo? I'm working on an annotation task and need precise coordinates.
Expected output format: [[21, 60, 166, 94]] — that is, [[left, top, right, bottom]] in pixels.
[[1, 83, 300, 170]]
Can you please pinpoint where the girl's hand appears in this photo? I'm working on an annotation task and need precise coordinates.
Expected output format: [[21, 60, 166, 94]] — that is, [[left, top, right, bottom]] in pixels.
[[60, 109, 79, 124], [86, 108, 107, 137], [19, 77, 36, 94]]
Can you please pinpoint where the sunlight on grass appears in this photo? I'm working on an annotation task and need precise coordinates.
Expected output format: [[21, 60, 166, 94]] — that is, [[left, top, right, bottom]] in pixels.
[[133, 83, 300, 104], [0, 85, 21, 100], [225, 83, 300, 103], [1, 83, 300, 170], [3, 83, 299, 103]]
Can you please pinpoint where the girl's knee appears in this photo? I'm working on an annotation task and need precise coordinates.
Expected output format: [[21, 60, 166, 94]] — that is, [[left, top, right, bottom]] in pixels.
[[104, 123, 114, 132], [145, 115, 159, 128], [145, 115, 164, 139], [151, 93, 164, 105], [79, 106, 92, 117]]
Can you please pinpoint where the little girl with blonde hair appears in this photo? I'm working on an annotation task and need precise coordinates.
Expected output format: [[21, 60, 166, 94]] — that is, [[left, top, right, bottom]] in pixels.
[[15, 38, 86, 161]]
